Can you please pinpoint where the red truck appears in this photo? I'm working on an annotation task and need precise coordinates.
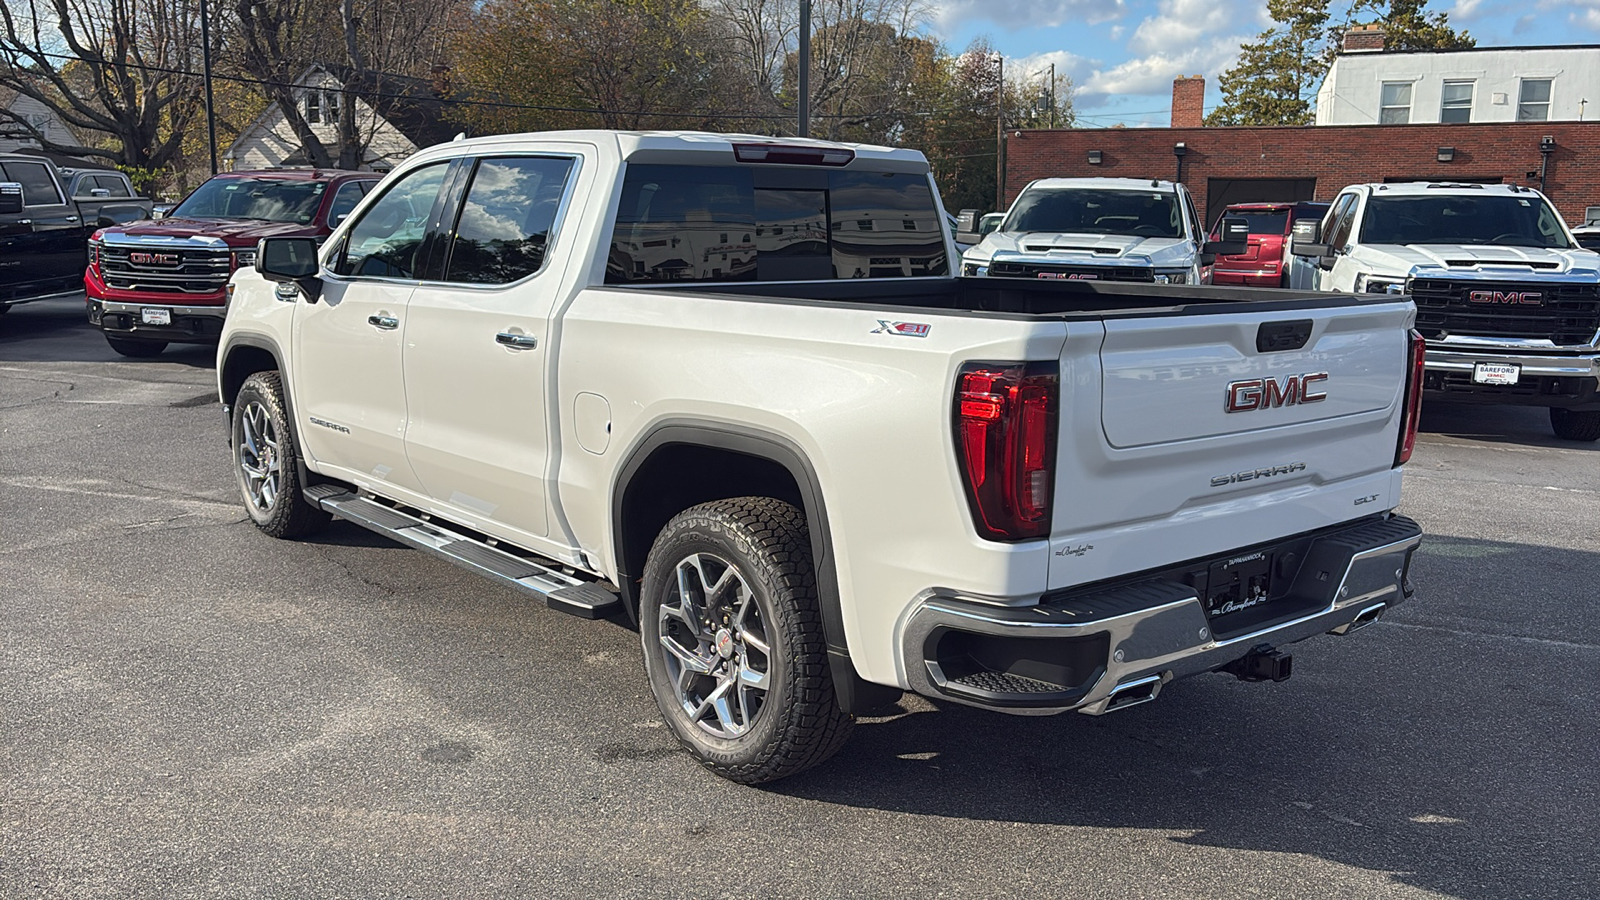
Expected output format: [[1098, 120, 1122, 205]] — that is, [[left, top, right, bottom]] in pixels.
[[1206, 201, 1329, 288], [86, 168, 380, 357]]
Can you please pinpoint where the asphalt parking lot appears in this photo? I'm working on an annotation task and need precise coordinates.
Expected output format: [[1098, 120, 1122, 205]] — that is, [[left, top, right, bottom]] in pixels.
[[3, 295, 1596, 899]]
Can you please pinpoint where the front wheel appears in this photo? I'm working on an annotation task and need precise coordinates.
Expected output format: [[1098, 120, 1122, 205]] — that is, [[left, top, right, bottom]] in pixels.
[[106, 335, 166, 357], [1550, 408, 1600, 442], [639, 497, 853, 784], [232, 371, 330, 538]]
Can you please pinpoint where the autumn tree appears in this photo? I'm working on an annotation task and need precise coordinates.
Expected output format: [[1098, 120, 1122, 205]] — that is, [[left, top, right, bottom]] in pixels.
[[1356, 0, 1474, 51], [0, 0, 220, 168], [451, 0, 738, 135]]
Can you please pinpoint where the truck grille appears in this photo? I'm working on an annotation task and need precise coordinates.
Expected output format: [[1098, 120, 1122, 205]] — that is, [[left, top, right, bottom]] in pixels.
[[1411, 278, 1600, 345], [988, 261, 1156, 282], [100, 245, 231, 294]]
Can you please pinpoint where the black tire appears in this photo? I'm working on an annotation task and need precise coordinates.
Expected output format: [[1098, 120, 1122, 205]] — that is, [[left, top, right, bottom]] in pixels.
[[232, 371, 331, 539], [1550, 408, 1600, 442], [106, 335, 167, 357], [639, 497, 853, 784]]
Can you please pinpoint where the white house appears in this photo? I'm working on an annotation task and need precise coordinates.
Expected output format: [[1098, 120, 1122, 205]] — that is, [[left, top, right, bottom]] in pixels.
[[224, 66, 456, 172], [0, 87, 82, 153], [1316, 29, 1599, 126]]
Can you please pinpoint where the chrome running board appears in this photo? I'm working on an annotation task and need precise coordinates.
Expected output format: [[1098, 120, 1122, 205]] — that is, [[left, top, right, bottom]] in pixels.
[[305, 485, 621, 619]]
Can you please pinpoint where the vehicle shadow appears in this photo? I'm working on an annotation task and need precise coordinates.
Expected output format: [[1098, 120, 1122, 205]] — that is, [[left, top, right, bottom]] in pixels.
[[0, 296, 215, 369], [767, 534, 1598, 899], [1420, 398, 1598, 451]]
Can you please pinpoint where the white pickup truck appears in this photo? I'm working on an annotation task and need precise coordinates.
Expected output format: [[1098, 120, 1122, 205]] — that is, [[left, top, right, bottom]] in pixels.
[[960, 177, 1217, 285], [1291, 182, 1600, 441], [220, 131, 1423, 784]]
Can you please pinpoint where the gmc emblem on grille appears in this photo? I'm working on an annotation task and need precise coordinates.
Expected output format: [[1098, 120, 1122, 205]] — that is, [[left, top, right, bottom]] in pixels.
[[1468, 290, 1541, 305], [1225, 373, 1328, 413], [1038, 272, 1097, 280], [128, 252, 181, 265]]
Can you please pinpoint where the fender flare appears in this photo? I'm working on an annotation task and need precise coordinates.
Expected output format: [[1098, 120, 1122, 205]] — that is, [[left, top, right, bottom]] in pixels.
[[612, 419, 901, 714]]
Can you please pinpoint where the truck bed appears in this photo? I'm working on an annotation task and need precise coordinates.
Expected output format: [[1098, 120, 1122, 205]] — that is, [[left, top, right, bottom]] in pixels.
[[647, 275, 1383, 319]]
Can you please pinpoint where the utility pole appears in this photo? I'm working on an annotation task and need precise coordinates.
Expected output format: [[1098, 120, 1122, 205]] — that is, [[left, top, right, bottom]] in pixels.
[[798, 0, 811, 138], [1048, 62, 1056, 129], [996, 54, 1005, 210], [200, 0, 218, 173]]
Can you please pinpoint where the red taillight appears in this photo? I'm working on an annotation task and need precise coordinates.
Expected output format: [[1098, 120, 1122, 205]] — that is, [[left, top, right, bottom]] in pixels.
[[1395, 329, 1426, 466], [954, 362, 1059, 541], [731, 143, 856, 167]]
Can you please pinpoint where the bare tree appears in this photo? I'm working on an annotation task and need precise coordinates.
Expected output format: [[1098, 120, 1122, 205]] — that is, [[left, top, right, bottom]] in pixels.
[[0, 0, 217, 167]]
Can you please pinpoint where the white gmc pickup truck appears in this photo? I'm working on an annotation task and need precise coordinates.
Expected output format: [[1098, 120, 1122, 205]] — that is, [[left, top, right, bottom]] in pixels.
[[1291, 182, 1600, 441], [220, 131, 1423, 784], [960, 177, 1213, 285]]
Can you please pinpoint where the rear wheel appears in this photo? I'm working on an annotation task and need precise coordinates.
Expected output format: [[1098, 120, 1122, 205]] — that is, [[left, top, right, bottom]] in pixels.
[[106, 335, 166, 357], [639, 497, 853, 784], [1550, 408, 1600, 442], [233, 371, 330, 539]]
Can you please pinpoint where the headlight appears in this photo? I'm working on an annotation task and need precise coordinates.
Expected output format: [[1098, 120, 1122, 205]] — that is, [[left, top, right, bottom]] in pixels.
[[88, 239, 101, 270], [1365, 277, 1405, 295], [1153, 270, 1189, 285], [964, 263, 989, 277], [233, 248, 257, 269]]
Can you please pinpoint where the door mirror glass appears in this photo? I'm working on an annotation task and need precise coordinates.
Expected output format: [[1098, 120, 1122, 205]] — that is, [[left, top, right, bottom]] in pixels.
[[1203, 215, 1249, 256], [258, 237, 321, 282], [1289, 241, 1330, 258], [0, 183, 21, 215]]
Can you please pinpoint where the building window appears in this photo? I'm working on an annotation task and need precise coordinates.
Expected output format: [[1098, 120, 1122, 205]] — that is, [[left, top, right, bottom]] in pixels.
[[1440, 81, 1473, 123], [1380, 82, 1412, 124], [1518, 79, 1551, 122], [304, 90, 342, 124]]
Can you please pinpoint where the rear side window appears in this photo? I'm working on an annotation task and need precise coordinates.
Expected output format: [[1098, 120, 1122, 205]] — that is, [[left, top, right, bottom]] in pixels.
[[607, 164, 947, 283], [443, 156, 576, 285], [1235, 212, 1289, 234], [0, 161, 63, 206]]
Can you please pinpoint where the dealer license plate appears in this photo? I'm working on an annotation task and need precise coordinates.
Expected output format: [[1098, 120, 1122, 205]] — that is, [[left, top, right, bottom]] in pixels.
[[1472, 362, 1520, 385], [140, 307, 171, 326]]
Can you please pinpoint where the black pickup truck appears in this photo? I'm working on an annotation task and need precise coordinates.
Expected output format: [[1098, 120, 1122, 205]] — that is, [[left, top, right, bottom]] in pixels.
[[0, 155, 151, 314]]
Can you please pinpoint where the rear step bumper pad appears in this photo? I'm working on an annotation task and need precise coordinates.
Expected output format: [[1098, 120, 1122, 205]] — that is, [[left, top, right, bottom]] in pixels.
[[307, 488, 620, 619], [900, 515, 1422, 716]]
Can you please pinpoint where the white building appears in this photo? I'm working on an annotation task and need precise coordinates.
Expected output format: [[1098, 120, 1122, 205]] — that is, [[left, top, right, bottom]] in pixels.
[[0, 87, 82, 153], [1316, 30, 1599, 127], [224, 66, 455, 172]]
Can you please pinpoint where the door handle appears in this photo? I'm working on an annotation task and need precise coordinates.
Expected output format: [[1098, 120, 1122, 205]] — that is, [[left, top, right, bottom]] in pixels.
[[496, 332, 538, 349], [368, 315, 399, 330], [64, 215, 79, 222]]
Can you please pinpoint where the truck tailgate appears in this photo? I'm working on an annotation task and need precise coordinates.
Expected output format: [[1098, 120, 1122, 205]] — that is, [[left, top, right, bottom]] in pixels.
[[1049, 299, 1416, 591]]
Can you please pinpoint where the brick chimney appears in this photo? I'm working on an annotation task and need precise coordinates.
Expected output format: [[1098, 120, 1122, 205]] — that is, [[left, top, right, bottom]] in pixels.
[[1171, 75, 1205, 128], [1343, 24, 1386, 53]]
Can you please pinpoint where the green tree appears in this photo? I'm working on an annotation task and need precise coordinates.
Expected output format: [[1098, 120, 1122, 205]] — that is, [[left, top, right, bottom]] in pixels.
[[1206, 0, 1334, 126], [1355, 0, 1474, 51]]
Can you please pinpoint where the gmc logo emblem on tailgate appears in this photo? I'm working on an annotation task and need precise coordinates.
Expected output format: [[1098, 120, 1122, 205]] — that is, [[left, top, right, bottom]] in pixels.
[[1225, 373, 1328, 412], [1468, 290, 1541, 305], [128, 252, 181, 265]]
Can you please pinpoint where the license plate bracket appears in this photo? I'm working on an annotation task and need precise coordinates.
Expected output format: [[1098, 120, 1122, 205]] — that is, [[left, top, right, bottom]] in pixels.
[[1472, 362, 1520, 385], [1203, 551, 1274, 621], [140, 307, 172, 326]]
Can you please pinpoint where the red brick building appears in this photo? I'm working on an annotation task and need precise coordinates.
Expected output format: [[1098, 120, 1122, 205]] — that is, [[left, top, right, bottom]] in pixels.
[[1003, 80, 1600, 229]]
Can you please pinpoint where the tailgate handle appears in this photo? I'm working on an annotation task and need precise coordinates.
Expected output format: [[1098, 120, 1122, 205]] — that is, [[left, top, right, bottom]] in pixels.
[[1257, 319, 1312, 353]]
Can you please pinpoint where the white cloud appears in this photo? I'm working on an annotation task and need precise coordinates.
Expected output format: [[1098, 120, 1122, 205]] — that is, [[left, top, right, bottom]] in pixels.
[[931, 0, 1127, 32], [1078, 40, 1246, 108], [1007, 49, 1093, 86], [1128, 0, 1237, 55]]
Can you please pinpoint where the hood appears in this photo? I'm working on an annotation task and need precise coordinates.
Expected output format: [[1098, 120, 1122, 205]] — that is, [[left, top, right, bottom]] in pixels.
[[1353, 242, 1600, 280], [100, 216, 322, 247], [964, 231, 1196, 268]]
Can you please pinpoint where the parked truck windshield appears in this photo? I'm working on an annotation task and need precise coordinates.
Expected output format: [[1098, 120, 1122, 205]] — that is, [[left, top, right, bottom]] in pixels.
[[1005, 188, 1182, 238], [1360, 194, 1573, 248], [171, 177, 328, 223]]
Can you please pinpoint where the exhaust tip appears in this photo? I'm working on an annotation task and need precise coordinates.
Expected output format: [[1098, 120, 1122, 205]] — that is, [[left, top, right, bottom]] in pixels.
[[1104, 674, 1164, 712], [1329, 603, 1386, 636]]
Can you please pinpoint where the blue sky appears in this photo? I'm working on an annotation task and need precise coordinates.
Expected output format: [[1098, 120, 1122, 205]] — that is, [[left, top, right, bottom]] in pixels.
[[922, 0, 1600, 127]]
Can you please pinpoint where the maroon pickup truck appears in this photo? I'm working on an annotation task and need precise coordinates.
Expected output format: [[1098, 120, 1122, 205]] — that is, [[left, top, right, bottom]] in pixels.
[[86, 168, 380, 357], [1206, 201, 1329, 288]]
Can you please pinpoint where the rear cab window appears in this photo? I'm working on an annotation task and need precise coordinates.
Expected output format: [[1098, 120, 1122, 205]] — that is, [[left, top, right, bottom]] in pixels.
[[606, 164, 948, 283]]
